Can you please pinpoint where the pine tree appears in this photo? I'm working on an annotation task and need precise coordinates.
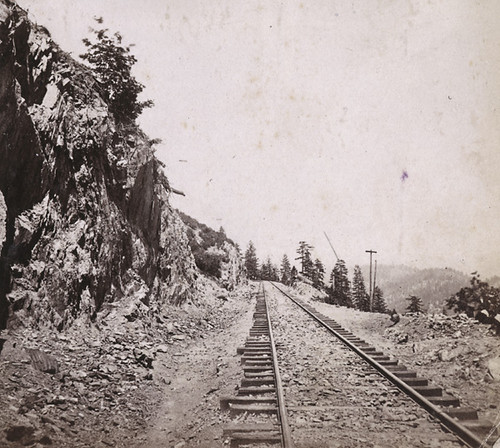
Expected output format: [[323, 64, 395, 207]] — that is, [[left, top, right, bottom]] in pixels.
[[406, 295, 424, 313], [244, 241, 259, 280], [296, 241, 313, 277], [352, 265, 370, 311], [312, 258, 325, 289], [331, 259, 352, 307], [280, 254, 292, 285], [372, 286, 388, 313], [303, 253, 314, 280], [327, 269, 335, 304], [81, 18, 153, 122], [290, 266, 298, 285]]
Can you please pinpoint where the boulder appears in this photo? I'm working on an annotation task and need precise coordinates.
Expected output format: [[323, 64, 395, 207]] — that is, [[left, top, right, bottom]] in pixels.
[[5, 424, 35, 443], [437, 347, 463, 362], [133, 348, 154, 368], [26, 348, 59, 374], [397, 334, 408, 344], [156, 344, 169, 353], [488, 357, 500, 381]]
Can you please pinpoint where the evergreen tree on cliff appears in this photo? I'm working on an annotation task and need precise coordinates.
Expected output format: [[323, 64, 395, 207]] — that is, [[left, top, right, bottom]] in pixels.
[[244, 241, 259, 280], [260, 257, 273, 281], [262, 258, 279, 281], [352, 265, 370, 311], [81, 17, 153, 121], [280, 254, 292, 285], [330, 259, 352, 307], [304, 255, 315, 280], [271, 264, 280, 281]]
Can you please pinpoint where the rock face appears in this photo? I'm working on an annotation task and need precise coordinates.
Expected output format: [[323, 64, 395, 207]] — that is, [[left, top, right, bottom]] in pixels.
[[0, 1, 202, 329], [219, 241, 245, 291]]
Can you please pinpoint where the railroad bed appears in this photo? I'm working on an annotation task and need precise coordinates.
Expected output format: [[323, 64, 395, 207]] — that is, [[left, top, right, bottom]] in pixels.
[[221, 282, 497, 447], [268, 287, 497, 447], [220, 286, 292, 447]]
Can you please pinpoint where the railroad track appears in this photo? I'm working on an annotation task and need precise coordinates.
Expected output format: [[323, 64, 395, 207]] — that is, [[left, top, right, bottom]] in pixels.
[[220, 285, 293, 448], [269, 281, 498, 448]]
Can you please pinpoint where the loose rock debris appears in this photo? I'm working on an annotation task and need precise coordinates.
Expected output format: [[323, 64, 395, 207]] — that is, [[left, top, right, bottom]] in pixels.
[[0, 282, 258, 448], [2, 280, 500, 447]]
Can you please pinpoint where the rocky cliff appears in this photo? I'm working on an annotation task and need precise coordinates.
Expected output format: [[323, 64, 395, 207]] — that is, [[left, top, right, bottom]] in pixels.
[[0, 1, 236, 330]]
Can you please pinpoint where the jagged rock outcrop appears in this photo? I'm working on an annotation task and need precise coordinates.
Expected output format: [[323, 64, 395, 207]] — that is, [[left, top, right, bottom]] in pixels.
[[219, 241, 245, 290], [0, 1, 198, 330]]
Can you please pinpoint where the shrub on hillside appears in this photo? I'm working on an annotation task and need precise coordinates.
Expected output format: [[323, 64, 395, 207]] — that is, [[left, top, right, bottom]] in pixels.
[[191, 248, 226, 279], [178, 212, 234, 279], [447, 273, 500, 322]]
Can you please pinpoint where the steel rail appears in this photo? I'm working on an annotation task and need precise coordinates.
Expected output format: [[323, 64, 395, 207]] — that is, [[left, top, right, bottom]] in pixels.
[[269, 281, 487, 448], [262, 285, 294, 448]]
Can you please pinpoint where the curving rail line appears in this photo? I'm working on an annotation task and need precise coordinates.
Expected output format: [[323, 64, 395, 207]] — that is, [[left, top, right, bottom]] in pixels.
[[269, 281, 497, 448]]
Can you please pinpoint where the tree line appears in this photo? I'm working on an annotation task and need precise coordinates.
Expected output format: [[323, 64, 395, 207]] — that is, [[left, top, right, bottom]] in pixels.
[[244, 240, 391, 314], [243, 241, 297, 283], [244, 240, 500, 327]]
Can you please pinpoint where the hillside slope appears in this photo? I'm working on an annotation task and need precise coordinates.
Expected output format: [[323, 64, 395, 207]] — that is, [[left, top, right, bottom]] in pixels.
[[178, 212, 244, 291], [360, 265, 470, 313]]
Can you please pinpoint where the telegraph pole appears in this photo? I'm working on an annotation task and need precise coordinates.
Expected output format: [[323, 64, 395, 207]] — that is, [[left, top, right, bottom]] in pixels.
[[365, 249, 377, 311]]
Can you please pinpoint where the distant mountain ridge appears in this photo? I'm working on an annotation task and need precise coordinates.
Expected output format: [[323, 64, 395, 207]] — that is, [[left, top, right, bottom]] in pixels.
[[358, 264, 470, 313]]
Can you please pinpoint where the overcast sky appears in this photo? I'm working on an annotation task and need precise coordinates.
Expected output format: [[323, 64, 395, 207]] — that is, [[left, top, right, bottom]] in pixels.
[[18, 0, 500, 278]]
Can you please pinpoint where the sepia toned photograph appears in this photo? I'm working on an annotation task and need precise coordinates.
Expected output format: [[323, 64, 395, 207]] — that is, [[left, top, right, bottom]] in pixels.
[[0, 1, 499, 447]]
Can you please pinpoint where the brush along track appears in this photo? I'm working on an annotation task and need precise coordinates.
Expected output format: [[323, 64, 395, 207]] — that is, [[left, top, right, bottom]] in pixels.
[[220, 286, 293, 447], [269, 281, 498, 448]]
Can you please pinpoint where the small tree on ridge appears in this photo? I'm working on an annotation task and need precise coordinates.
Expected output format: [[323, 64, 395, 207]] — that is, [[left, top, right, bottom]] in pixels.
[[330, 259, 351, 307], [280, 254, 292, 285], [406, 295, 424, 313]]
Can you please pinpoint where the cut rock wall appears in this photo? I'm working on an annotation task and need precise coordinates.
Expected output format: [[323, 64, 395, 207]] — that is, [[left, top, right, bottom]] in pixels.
[[0, 1, 198, 329]]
